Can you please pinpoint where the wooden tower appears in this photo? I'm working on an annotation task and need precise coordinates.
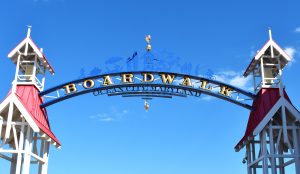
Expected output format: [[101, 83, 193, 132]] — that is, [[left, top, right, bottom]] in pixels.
[[236, 29, 300, 174], [0, 27, 60, 174]]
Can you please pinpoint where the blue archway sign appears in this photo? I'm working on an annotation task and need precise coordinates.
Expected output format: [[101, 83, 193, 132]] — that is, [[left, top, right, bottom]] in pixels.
[[39, 71, 255, 110]]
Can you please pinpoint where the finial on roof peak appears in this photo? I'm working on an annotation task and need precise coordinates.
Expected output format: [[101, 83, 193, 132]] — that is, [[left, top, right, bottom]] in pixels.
[[268, 27, 273, 41], [26, 25, 32, 38]]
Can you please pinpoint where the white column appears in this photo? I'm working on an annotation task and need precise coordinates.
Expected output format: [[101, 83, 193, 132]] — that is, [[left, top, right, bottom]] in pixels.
[[269, 124, 277, 174], [41, 141, 50, 174], [15, 118, 25, 174], [38, 140, 45, 174], [292, 123, 300, 173], [21, 126, 32, 174], [262, 129, 269, 174], [278, 142, 285, 174], [281, 106, 288, 144], [246, 143, 253, 174], [251, 142, 257, 174], [252, 71, 257, 93], [277, 57, 283, 97], [13, 55, 21, 92], [260, 57, 265, 86]]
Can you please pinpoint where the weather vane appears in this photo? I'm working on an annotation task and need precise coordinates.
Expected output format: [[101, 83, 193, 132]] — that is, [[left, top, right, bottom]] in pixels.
[[145, 34, 151, 52], [143, 34, 152, 111]]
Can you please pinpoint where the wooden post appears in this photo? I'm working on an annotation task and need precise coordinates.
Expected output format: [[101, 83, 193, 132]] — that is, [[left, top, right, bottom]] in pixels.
[[247, 143, 253, 174], [15, 118, 25, 174], [281, 106, 288, 144], [292, 123, 300, 173], [269, 124, 277, 174], [38, 140, 45, 174], [278, 143, 285, 174], [260, 57, 265, 86], [251, 142, 257, 174], [22, 126, 32, 174], [41, 142, 50, 174], [262, 129, 269, 174]]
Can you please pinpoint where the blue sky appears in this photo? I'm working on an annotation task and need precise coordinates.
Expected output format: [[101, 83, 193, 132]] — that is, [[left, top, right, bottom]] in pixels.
[[1, 0, 300, 173]]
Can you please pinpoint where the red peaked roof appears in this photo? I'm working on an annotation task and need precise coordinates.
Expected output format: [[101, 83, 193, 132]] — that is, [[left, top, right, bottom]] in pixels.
[[11, 85, 60, 146], [235, 88, 295, 151]]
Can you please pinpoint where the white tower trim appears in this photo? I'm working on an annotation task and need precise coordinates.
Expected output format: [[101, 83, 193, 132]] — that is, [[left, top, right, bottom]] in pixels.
[[237, 29, 300, 174], [0, 27, 60, 174]]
